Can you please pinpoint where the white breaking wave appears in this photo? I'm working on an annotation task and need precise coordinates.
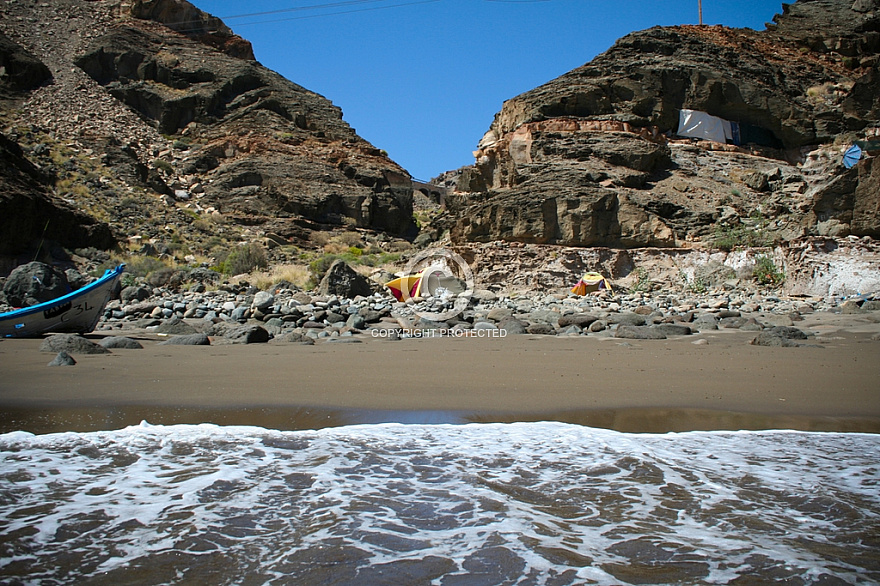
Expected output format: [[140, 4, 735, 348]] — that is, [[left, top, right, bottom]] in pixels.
[[1, 422, 878, 585]]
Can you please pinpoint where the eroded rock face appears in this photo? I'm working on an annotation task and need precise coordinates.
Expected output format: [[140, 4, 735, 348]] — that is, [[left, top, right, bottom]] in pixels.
[[446, 0, 880, 247], [454, 237, 880, 300], [853, 158, 880, 237], [73, 21, 414, 235], [0, 135, 115, 257]]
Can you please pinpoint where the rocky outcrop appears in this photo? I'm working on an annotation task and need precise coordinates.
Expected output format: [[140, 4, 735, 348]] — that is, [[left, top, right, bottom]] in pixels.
[[129, 0, 256, 60], [0, 34, 114, 258], [0, 31, 52, 97], [771, 0, 880, 61], [446, 0, 880, 248], [71, 15, 414, 236]]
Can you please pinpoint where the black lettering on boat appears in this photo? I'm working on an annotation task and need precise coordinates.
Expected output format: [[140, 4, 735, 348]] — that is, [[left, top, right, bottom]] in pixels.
[[44, 302, 72, 319]]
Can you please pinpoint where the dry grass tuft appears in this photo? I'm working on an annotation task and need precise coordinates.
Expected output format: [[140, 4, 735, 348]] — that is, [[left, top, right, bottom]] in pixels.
[[250, 264, 311, 291]]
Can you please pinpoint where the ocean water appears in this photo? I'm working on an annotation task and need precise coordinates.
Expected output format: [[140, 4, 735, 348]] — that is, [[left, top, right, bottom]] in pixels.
[[1, 422, 878, 585]]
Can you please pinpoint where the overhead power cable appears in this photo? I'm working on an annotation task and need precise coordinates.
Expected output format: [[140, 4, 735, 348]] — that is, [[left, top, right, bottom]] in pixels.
[[165, 0, 442, 33], [162, 0, 552, 33], [218, 0, 400, 20], [226, 0, 442, 27]]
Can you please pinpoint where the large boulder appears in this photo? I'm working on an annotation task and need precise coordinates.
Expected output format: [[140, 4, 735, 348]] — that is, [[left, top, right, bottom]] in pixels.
[[316, 260, 373, 298], [0, 31, 52, 96], [3, 262, 71, 307]]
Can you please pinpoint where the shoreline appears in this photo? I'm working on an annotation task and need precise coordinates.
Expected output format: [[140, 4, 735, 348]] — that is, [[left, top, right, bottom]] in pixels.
[[2, 405, 878, 436], [2, 310, 879, 435]]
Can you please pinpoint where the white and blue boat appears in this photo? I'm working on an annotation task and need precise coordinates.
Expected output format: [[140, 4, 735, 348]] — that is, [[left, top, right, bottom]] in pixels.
[[0, 265, 124, 338]]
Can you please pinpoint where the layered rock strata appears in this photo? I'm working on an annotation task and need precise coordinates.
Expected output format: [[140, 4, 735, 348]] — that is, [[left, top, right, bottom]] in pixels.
[[446, 0, 880, 248]]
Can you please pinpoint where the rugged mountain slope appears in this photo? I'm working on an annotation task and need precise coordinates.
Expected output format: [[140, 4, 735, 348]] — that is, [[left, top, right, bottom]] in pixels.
[[0, 0, 413, 269], [442, 0, 880, 248]]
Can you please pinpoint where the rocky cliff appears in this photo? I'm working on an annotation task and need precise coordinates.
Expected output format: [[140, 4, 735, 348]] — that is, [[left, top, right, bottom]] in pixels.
[[1, 0, 878, 299], [443, 0, 880, 249], [0, 0, 414, 269]]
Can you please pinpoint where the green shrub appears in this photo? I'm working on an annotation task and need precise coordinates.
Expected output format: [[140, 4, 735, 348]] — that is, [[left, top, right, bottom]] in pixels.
[[712, 224, 770, 251], [126, 255, 168, 278], [689, 276, 708, 294], [628, 268, 651, 294], [378, 252, 401, 265], [753, 255, 785, 287], [120, 272, 138, 288], [147, 266, 181, 288], [336, 231, 363, 247], [153, 158, 174, 174], [221, 243, 268, 275], [308, 253, 341, 279]]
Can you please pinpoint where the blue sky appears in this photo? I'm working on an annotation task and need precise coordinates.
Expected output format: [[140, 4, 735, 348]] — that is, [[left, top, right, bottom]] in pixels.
[[189, 0, 784, 181]]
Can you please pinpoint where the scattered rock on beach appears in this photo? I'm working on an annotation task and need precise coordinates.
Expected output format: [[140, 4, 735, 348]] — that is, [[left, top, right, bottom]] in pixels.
[[221, 324, 270, 344], [527, 323, 555, 335], [47, 351, 76, 366], [751, 326, 815, 347], [609, 313, 648, 327], [614, 325, 667, 340], [270, 332, 315, 345], [651, 323, 693, 337], [158, 333, 210, 345], [252, 291, 275, 311], [154, 316, 199, 335], [840, 300, 865, 314], [499, 318, 528, 335], [120, 285, 151, 304], [557, 313, 601, 328], [692, 315, 719, 331], [99, 336, 144, 349], [40, 334, 110, 354]]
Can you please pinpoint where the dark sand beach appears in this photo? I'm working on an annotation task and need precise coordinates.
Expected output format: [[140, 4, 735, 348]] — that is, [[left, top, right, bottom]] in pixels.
[[2, 310, 878, 435]]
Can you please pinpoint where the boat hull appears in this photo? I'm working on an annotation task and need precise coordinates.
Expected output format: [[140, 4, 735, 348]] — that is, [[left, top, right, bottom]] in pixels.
[[0, 265, 125, 338]]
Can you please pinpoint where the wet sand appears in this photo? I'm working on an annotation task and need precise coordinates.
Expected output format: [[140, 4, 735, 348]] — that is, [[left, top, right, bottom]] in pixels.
[[2, 311, 879, 434]]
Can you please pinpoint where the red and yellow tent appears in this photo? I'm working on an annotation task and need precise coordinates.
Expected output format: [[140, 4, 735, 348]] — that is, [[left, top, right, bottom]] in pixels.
[[571, 272, 613, 295], [385, 273, 424, 302], [386, 267, 467, 302]]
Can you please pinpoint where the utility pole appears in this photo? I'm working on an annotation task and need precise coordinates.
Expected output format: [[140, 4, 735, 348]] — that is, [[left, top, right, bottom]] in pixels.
[[698, 0, 703, 25]]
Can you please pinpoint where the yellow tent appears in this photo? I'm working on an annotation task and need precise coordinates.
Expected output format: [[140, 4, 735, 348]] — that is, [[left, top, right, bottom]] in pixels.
[[571, 272, 612, 295]]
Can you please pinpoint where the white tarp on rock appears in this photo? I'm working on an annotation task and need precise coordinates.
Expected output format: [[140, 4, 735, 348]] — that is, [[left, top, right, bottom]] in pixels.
[[677, 109, 733, 144]]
